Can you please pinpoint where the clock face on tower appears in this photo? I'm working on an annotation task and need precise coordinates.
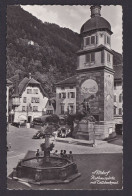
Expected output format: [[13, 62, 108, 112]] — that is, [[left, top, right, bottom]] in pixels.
[[81, 79, 98, 99]]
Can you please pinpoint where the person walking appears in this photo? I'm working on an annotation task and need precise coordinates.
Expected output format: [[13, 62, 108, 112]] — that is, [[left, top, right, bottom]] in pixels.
[[35, 149, 40, 162], [60, 150, 64, 158]]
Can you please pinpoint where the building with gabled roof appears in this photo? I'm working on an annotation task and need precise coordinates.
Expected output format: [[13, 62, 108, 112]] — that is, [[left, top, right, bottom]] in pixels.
[[12, 73, 48, 124]]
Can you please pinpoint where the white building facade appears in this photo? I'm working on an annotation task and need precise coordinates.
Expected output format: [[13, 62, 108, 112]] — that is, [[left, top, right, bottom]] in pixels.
[[56, 78, 76, 115], [114, 65, 123, 125], [12, 76, 48, 123]]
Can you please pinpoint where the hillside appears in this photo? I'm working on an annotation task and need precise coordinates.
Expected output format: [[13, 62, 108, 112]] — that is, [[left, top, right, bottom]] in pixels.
[[7, 5, 122, 97]]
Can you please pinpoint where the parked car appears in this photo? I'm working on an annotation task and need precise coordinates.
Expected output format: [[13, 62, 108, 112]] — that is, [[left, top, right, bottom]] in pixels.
[[31, 114, 59, 129], [32, 130, 45, 139], [12, 120, 26, 128]]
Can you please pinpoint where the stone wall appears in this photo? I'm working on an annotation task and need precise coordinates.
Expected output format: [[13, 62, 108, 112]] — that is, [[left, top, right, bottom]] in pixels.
[[104, 71, 114, 121]]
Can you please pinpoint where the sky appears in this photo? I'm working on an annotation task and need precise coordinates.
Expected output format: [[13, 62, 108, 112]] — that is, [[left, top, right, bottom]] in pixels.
[[21, 5, 122, 53]]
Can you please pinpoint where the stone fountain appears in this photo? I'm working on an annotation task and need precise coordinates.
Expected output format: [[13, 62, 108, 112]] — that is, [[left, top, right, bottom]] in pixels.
[[11, 124, 81, 185]]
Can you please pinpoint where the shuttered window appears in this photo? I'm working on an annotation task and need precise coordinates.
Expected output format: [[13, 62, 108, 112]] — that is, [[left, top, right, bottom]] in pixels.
[[114, 95, 116, 102], [85, 35, 96, 46], [61, 104, 65, 114], [86, 37, 90, 45], [22, 106, 26, 111], [31, 97, 39, 103], [107, 36, 110, 45], [59, 93, 61, 99], [96, 35, 98, 44], [33, 106, 38, 111], [91, 36, 95, 44], [62, 93, 66, 98], [119, 108, 122, 115], [85, 53, 95, 63], [104, 34, 111, 45], [91, 52, 95, 62], [86, 54, 90, 63], [107, 53, 111, 62], [104, 34, 106, 44], [119, 94, 122, 102]]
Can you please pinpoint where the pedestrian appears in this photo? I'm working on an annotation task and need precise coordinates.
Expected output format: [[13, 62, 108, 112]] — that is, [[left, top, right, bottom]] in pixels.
[[53, 150, 58, 156], [36, 149, 40, 162], [63, 150, 68, 159], [68, 151, 73, 162], [60, 150, 64, 158]]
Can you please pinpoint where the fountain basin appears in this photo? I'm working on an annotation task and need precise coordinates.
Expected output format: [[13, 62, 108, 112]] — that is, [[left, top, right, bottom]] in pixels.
[[12, 151, 81, 185]]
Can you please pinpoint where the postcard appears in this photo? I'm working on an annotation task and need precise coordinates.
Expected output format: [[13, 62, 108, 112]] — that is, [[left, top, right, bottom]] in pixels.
[[6, 4, 123, 190]]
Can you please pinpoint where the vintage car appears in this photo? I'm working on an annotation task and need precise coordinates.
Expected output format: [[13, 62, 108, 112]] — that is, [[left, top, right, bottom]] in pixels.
[[32, 130, 45, 139], [12, 119, 26, 128], [31, 114, 59, 129]]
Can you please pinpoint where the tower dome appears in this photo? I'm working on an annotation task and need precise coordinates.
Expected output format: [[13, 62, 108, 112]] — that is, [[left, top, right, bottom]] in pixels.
[[80, 6, 112, 35]]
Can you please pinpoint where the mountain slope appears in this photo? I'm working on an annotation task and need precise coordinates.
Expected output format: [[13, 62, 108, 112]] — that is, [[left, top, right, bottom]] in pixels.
[[7, 5, 122, 96]]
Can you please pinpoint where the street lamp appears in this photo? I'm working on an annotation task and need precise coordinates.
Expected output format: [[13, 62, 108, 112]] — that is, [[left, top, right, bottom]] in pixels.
[[26, 103, 32, 128], [10, 109, 15, 124]]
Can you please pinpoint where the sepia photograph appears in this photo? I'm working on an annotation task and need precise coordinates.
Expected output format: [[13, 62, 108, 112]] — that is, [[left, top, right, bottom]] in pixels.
[[6, 5, 123, 190]]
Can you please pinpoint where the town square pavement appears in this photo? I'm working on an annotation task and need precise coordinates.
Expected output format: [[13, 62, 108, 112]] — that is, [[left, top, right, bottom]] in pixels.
[[7, 125, 123, 190]]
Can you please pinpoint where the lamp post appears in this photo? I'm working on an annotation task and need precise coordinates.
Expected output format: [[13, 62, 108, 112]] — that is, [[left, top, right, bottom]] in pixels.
[[10, 109, 15, 124], [26, 103, 32, 128]]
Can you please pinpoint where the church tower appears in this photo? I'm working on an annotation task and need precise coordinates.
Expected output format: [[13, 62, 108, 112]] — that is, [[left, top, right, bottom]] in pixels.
[[76, 6, 115, 139]]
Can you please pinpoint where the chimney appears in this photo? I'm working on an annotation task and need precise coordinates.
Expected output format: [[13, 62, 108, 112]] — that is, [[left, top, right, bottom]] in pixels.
[[29, 73, 31, 79], [90, 5, 101, 18]]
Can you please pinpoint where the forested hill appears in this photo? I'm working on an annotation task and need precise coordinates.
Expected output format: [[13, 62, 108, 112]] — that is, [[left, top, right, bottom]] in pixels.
[[7, 5, 122, 96]]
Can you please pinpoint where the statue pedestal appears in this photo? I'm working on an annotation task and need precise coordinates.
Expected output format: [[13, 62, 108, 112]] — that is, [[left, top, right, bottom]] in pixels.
[[74, 118, 116, 141], [74, 118, 95, 141], [94, 121, 116, 140]]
